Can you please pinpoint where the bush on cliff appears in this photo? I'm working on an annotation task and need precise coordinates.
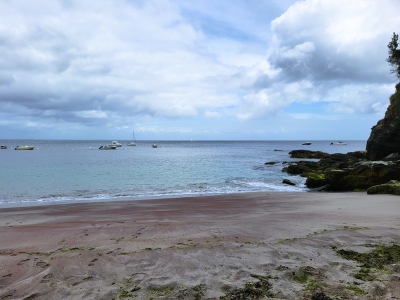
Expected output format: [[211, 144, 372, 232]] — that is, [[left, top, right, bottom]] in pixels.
[[387, 32, 400, 80]]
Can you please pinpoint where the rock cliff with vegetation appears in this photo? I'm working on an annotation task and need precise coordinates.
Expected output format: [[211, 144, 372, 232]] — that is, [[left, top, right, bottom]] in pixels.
[[280, 33, 400, 194], [366, 83, 400, 160]]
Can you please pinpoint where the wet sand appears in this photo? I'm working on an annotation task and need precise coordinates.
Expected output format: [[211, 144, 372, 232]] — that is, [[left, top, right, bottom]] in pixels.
[[0, 192, 400, 299]]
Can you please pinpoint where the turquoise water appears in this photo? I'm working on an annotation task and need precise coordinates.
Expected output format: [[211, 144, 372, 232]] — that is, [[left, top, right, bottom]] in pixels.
[[0, 140, 366, 205]]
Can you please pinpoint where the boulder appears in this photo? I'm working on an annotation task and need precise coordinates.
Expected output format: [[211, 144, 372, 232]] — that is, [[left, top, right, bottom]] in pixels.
[[306, 172, 328, 188], [289, 150, 330, 159], [283, 179, 296, 186], [367, 84, 400, 160], [367, 180, 400, 195]]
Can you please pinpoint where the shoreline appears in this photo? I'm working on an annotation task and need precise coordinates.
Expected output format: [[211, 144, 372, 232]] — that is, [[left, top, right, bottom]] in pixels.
[[1, 192, 400, 299], [0, 191, 309, 209]]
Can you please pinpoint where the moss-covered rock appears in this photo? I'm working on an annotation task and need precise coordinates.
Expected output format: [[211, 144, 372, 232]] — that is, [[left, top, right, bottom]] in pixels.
[[323, 162, 400, 191], [284, 161, 319, 176], [306, 172, 327, 188], [367, 180, 400, 195]]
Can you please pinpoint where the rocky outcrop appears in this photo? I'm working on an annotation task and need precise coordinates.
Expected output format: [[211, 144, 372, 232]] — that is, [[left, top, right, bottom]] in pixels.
[[366, 84, 400, 160], [289, 150, 330, 159], [282, 151, 366, 177], [282, 161, 318, 176], [281, 149, 400, 191], [280, 83, 400, 192], [324, 161, 400, 191], [367, 180, 400, 195]]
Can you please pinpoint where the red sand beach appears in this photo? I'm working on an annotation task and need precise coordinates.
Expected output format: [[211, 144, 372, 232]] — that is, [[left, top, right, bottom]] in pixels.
[[1, 192, 400, 299]]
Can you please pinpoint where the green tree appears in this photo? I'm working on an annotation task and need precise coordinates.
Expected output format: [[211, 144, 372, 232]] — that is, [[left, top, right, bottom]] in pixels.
[[387, 32, 400, 80]]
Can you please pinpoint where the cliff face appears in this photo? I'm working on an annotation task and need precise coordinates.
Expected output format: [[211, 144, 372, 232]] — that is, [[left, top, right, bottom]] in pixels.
[[366, 84, 400, 160]]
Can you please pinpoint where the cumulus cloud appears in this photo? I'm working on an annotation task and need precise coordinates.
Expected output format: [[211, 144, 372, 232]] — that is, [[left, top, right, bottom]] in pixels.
[[236, 0, 400, 123]]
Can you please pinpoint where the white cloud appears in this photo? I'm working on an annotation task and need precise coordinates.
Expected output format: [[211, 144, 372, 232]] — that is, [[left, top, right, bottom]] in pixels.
[[75, 110, 107, 119], [0, 0, 399, 140], [238, 0, 400, 122], [204, 111, 221, 119]]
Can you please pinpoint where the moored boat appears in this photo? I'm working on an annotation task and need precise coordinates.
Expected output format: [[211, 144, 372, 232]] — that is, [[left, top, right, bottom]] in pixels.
[[330, 141, 347, 145], [0, 145, 7, 149], [15, 145, 34, 150], [302, 142, 312, 145], [111, 141, 122, 147], [127, 131, 137, 146], [99, 145, 117, 150]]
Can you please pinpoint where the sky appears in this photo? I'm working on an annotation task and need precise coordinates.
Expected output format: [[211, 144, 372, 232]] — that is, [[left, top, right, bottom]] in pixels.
[[0, 0, 399, 141]]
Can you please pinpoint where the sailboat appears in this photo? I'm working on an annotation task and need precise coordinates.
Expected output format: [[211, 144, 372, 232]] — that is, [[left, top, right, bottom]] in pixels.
[[127, 130, 137, 146]]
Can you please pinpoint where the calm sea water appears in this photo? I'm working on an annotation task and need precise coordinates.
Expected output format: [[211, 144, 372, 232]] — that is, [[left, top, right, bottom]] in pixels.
[[0, 140, 366, 205]]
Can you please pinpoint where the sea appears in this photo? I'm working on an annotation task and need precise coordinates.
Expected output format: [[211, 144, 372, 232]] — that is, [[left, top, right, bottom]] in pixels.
[[0, 140, 367, 206]]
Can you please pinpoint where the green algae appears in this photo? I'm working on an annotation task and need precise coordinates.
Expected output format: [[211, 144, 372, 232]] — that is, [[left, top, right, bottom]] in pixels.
[[354, 267, 375, 281], [335, 243, 400, 269], [303, 279, 329, 293], [345, 285, 366, 295]]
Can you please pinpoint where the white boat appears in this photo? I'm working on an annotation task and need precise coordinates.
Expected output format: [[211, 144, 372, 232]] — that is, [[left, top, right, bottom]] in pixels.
[[302, 142, 312, 145], [127, 131, 137, 146], [152, 144, 158, 148], [330, 141, 347, 145], [0, 145, 7, 149], [15, 145, 34, 150], [99, 144, 117, 150], [111, 141, 122, 147]]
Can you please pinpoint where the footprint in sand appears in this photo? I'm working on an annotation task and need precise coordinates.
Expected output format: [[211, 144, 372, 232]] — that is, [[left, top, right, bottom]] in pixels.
[[36, 261, 50, 268], [17, 259, 30, 265], [88, 258, 98, 266], [41, 273, 54, 283]]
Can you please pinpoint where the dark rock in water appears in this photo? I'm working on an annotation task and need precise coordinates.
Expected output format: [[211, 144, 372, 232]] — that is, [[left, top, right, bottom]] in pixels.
[[264, 161, 277, 165], [367, 180, 400, 195], [318, 151, 366, 169], [289, 150, 330, 159], [284, 161, 319, 176], [367, 84, 400, 160], [283, 179, 296, 186], [274, 149, 283, 151]]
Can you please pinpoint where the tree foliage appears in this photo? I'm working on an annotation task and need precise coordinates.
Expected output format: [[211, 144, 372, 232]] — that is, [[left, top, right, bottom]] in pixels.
[[387, 32, 400, 80]]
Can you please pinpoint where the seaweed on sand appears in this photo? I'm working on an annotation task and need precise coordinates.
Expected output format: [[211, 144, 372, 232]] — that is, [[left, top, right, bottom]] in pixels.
[[220, 274, 274, 300], [334, 244, 400, 269]]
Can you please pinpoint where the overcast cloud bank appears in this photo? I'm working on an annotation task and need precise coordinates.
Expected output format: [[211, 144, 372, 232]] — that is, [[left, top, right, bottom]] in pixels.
[[0, 0, 399, 140]]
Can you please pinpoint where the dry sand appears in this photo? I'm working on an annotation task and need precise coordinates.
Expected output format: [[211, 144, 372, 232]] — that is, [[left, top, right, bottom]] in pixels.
[[0, 192, 400, 300]]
